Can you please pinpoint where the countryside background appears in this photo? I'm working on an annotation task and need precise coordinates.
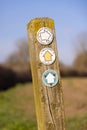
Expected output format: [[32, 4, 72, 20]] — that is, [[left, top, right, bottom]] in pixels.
[[0, 0, 87, 130]]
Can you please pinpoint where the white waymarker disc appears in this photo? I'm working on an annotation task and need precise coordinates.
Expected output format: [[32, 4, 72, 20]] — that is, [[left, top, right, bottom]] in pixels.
[[37, 27, 53, 45], [39, 48, 56, 65]]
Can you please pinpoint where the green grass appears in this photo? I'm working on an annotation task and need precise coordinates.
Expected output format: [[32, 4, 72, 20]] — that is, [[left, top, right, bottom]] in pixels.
[[66, 115, 87, 130], [0, 83, 37, 130], [0, 82, 87, 130]]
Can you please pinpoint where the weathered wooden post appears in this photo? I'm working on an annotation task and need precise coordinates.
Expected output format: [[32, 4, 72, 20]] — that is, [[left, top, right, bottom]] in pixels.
[[27, 18, 65, 130]]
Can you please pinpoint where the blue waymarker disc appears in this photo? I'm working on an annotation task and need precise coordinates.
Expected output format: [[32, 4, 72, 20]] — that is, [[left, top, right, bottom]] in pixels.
[[42, 69, 58, 87]]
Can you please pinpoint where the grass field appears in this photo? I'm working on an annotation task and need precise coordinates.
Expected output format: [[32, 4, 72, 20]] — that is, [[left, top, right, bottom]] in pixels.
[[0, 78, 87, 130]]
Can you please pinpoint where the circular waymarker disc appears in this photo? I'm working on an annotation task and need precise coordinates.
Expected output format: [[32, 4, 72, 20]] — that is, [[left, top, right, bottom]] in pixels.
[[37, 27, 53, 45], [39, 48, 56, 65], [42, 69, 58, 87]]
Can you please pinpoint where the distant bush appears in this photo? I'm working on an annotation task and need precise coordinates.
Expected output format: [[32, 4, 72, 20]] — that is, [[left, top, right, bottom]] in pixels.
[[0, 62, 87, 91], [0, 65, 32, 91], [0, 65, 16, 90]]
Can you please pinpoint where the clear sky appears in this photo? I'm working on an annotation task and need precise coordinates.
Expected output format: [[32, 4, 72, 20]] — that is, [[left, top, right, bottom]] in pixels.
[[0, 0, 87, 65]]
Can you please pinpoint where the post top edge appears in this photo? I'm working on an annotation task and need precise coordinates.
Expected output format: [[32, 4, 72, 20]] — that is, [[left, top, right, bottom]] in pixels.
[[27, 17, 54, 29]]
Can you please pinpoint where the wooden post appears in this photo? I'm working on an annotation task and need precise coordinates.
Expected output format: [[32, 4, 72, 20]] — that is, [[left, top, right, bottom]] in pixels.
[[27, 18, 65, 130]]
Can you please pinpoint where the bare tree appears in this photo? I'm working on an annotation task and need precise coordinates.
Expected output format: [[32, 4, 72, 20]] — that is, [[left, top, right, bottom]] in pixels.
[[73, 32, 87, 71], [7, 39, 29, 64]]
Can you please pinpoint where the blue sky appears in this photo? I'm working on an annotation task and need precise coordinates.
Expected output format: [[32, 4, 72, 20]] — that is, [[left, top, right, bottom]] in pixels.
[[0, 0, 87, 65]]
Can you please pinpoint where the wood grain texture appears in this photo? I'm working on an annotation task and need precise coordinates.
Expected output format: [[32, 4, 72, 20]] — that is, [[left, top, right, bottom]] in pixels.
[[27, 18, 65, 130]]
